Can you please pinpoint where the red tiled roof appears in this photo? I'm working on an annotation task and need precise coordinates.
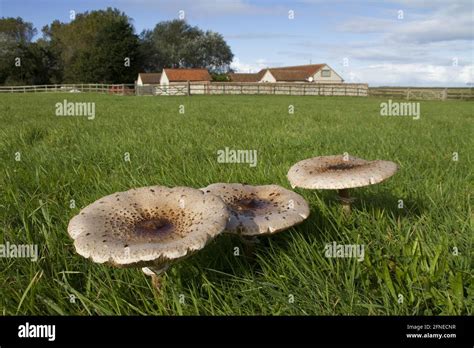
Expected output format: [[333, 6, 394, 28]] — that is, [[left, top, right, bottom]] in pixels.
[[229, 73, 260, 82], [228, 64, 330, 83], [138, 73, 161, 84], [267, 69, 310, 81], [163, 68, 211, 82], [267, 64, 326, 76]]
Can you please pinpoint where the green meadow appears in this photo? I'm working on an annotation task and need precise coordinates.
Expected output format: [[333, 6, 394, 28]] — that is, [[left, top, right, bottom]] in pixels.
[[0, 93, 472, 315]]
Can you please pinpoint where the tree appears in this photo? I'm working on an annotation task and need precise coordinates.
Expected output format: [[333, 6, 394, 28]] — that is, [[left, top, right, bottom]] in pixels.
[[142, 20, 233, 73], [0, 17, 36, 44], [40, 21, 66, 83], [191, 31, 234, 73], [42, 8, 141, 83], [0, 17, 46, 85], [3, 42, 52, 85], [0, 13, 234, 85]]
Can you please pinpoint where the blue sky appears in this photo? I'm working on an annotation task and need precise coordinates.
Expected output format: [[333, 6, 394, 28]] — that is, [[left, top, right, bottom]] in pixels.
[[1, 0, 472, 86]]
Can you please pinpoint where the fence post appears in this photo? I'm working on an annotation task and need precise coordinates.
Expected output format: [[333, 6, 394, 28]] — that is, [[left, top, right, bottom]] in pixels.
[[443, 88, 447, 101], [406, 88, 410, 100]]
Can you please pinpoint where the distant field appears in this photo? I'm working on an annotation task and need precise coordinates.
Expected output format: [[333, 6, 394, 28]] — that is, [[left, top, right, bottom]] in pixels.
[[0, 93, 472, 315]]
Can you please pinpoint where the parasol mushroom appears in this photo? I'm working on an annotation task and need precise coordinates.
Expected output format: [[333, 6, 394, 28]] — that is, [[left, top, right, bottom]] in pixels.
[[68, 185, 229, 289], [201, 183, 310, 256], [287, 155, 398, 214]]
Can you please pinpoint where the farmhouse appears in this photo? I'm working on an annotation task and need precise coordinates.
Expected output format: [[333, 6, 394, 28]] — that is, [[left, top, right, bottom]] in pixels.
[[160, 68, 211, 85], [136, 73, 162, 86], [138, 64, 343, 86], [230, 64, 344, 83]]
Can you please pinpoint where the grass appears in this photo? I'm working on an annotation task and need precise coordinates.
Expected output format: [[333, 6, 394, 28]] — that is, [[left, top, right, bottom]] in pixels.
[[0, 93, 472, 315]]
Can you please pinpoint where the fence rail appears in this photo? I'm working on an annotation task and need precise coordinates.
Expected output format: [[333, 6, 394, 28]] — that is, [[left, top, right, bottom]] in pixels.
[[136, 82, 369, 97], [368, 87, 474, 100], [0, 84, 135, 95], [1, 83, 471, 100]]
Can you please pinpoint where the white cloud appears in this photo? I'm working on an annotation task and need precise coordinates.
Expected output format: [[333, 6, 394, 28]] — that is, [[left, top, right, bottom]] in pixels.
[[394, 16, 472, 44], [230, 57, 275, 73], [117, 0, 285, 17], [329, 1, 473, 86], [338, 2, 473, 44], [326, 40, 472, 66], [339, 18, 394, 34], [349, 63, 473, 86], [225, 33, 304, 40]]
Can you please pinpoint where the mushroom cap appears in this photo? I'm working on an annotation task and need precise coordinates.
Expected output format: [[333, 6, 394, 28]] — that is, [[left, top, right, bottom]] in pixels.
[[67, 186, 229, 268], [287, 155, 398, 190], [200, 183, 310, 236]]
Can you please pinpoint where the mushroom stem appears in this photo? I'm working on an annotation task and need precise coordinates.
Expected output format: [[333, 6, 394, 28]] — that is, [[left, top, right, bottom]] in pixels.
[[338, 189, 352, 215], [241, 236, 260, 259], [142, 265, 169, 291], [151, 274, 162, 291]]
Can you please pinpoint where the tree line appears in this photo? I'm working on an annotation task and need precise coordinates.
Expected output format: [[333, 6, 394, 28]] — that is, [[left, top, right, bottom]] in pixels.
[[0, 8, 234, 85]]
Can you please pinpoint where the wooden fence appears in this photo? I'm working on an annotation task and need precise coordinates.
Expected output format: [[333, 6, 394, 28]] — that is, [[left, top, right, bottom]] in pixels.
[[136, 82, 369, 97], [0, 84, 135, 95], [369, 87, 474, 101], [135, 83, 189, 96], [2, 83, 471, 101]]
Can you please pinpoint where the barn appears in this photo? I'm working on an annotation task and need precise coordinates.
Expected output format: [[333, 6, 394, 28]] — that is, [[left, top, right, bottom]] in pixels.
[[160, 68, 211, 85], [136, 73, 162, 86]]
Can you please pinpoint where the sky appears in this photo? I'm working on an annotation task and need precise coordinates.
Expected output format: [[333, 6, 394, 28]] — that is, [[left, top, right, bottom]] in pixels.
[[0, 0, 472, 86]]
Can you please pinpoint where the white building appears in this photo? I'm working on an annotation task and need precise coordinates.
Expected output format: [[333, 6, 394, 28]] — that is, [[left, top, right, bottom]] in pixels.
[[136, 73, 162, 86], [159, 68, 212, 85], [230, 64, 344, 83]]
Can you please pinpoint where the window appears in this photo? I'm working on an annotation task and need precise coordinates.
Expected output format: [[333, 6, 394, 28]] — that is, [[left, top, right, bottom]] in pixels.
[[321, 69, 331, 77]]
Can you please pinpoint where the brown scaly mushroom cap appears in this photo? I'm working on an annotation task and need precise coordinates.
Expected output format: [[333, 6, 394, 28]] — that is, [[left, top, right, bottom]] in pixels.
[[67, 186, 229, 269], [287, 155, 398, 190], [200, 183, 310, 236]]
